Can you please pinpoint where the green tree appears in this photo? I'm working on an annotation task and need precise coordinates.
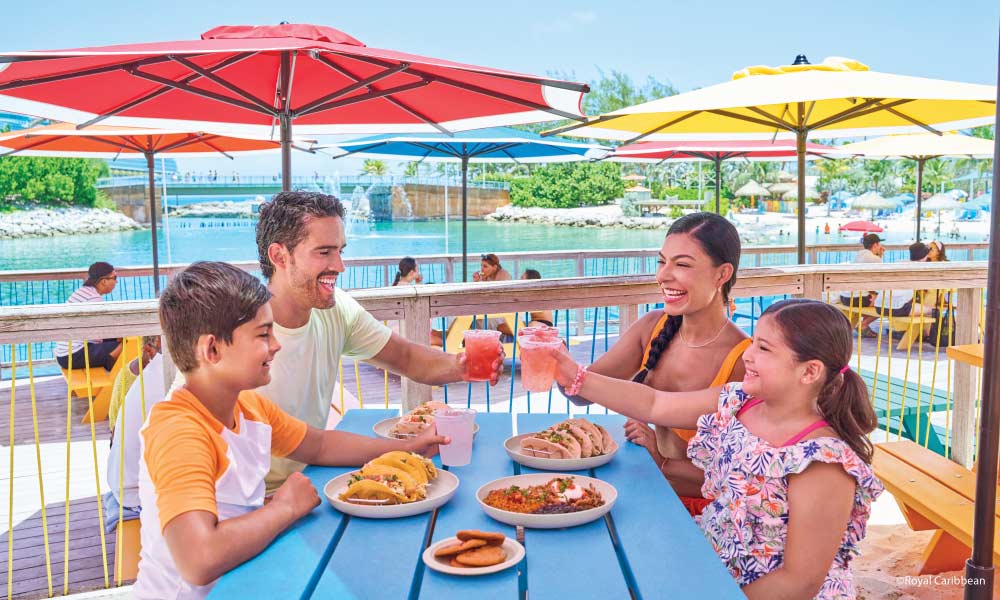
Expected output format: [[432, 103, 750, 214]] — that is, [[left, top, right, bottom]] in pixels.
[[862, 159, 896, 195], [922, 158, 954, 193], [0, 156, 108, 207], [510, 162, 623, 208], [404, 161, 420, 177], [362, 159, 387, 176]]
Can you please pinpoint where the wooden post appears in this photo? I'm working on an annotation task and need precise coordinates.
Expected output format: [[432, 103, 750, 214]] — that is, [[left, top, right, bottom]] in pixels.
[[618, 304, 639, 336], [399, 296, 433, 412], [800, 272, 824, 300], [951, 287, 983, 468], [446, 258, 455, 284]]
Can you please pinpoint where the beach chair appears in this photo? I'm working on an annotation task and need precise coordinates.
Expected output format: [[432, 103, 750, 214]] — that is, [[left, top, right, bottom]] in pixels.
[[60, 336, 141, 425], [873, 440, 999, 574], [832, 301, 934, 353]]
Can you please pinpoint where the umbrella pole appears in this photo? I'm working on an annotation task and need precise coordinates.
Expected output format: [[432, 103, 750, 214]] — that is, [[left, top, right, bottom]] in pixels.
[[916, 159, 925, 242], [796, 121, 807, 264], [964, 42, 1000, 599], [280, 51, 292, 192], [714, 157, 722, 214], [145, 151, 160, 294], [461, 153, 469, 282]]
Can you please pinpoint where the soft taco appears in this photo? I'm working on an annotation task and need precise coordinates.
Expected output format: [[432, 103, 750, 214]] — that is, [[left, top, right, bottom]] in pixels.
[[358, 463, 424, 501], [520, 429, 582, 459], [566, 419, 605, 455]]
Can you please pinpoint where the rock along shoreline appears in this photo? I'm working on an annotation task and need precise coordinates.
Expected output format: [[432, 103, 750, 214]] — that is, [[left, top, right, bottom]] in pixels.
[[0, 207, 143, 239], [485, 204, 674, 229]]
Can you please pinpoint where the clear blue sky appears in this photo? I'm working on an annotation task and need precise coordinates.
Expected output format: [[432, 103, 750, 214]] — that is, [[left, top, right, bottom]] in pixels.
[[4, 0, 998, 175]]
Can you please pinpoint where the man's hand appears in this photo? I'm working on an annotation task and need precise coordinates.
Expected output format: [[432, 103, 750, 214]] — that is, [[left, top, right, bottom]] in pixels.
[[457, 348, 505, 386], [270, 472, 320, 521], [405, 427, 450, 458]]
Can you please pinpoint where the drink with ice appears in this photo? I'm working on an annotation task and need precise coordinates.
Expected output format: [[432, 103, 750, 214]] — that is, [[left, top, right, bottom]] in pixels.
[[518, 327, 562, 392], [434, 408, 476, 466], [463, 330, 502, 381]]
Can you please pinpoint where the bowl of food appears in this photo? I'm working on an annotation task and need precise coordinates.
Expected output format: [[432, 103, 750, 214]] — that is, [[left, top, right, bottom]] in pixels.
[[422, 529, 524, 576], [476, 474, 616, 529], [373, 401, 479, 440], [325, 451, 458, 518], [505, 418, 618, 471]]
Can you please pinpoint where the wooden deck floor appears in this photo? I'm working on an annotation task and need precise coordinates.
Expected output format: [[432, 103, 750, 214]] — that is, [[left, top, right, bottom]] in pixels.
[[1, 331, 952, 599]]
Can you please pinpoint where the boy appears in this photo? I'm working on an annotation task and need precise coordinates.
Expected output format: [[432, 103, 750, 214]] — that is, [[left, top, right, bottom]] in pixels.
[[134, 262, 445, 599]]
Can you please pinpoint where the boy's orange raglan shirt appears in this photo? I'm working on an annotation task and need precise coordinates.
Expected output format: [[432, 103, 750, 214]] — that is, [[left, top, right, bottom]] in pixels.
[[132, 388, 307, 599]]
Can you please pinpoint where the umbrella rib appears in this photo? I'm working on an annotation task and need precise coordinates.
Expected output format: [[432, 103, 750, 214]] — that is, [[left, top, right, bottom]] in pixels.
[[542, 114, 620, 137], [468, 142, 520, 159], [116, 135, 153, 153], [869, 101, 942, 135], [706, 109, 796, 131], [329, 141, 391, 159], [499, 147, 523, 164], [196, 136, 235, 160], [743, 106, 797, 130], [169, 55, 275, 114], [297, 58, 410, 116], [338, 53, 586, 122], [127, 66, 276, 116], [156, 133, 209, 154], [0, 54, 186, 92], [297, 79, 432, 117], [623, 111, 703, 145], [0, 134, 71, 156], [75, 52, 255, 129], [410, 141, 463, 159], [806, 98, 892, 130]]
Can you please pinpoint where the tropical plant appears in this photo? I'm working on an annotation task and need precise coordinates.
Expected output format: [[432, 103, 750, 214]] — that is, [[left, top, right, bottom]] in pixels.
[[509, 162, 623, 208], [0, 156, 108, 207], [922, 158, 954, 192], [862, 159, 897, 195], [362, 159, 387, 176]]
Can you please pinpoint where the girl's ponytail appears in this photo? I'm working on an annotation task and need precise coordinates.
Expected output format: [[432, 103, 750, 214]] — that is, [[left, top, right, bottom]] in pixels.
[[817, 367, 877, 463]]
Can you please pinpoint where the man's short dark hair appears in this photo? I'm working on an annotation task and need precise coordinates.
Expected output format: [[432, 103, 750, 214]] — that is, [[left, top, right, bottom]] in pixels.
[[159, 262, 272, 373], [862, 233, 882, 250], [523, 269, 542, 280], [256, 191, 345, 279], [909, 242, 930, 261]]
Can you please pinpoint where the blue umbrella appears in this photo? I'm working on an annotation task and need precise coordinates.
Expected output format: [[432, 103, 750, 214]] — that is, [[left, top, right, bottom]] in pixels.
[[330, 127, 609, 280]]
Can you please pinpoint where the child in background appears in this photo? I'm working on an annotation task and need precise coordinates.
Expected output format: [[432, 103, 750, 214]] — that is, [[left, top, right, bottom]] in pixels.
[[133, 262, 446, 599], [548, 299, 882, 598]]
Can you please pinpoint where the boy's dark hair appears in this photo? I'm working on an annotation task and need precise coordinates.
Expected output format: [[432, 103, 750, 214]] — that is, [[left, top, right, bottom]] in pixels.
[[861, 233, 882, 250], [159, 262, 272, 373], [256, 191, 345, 279]]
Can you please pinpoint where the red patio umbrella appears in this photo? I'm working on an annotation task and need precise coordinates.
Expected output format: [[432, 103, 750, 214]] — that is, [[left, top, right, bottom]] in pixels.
[[0, 23, 588, 190], [611, 139, 841, 213], [0, 124, 293, 292], [838, 220, 883, 233]]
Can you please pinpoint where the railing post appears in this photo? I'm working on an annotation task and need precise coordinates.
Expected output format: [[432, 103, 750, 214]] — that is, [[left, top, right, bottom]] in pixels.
[[807, 247, 818, 265], [575, 255, 586, 335], [618, 304, 639, 336], [952, 287, 983, 468], [400, 296, 433, 412], [383, 264, 391, 288], [446, 258, 455, 284], [800, 272, 824, 300]]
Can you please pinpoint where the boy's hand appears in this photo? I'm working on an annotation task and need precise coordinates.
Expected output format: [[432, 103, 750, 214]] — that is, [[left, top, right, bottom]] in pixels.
[[406, 427, 450, 458], [271, 472, 320, 521]]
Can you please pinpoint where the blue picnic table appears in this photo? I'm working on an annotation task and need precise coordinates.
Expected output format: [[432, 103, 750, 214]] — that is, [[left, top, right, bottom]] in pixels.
[[208, 409, 742, 599]]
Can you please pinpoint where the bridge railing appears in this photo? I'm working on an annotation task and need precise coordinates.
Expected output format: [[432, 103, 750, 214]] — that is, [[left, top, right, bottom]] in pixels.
[[95, 174, 511, 190]]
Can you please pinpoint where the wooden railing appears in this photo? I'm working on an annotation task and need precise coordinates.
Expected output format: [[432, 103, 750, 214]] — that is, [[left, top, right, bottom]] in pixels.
[[0, 261, 988, 463]]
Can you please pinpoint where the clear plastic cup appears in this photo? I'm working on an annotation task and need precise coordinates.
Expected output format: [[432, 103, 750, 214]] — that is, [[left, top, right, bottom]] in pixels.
[[434, 408, 476, 466], [518, 335, 563, 392], [463, 329, 502, 381]]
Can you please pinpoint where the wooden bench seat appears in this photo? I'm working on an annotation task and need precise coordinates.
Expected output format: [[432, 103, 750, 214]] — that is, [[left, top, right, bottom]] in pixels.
[[873, 440, 1000, 574], [59, 337, 141, 425], [832, 303, 936, 352]]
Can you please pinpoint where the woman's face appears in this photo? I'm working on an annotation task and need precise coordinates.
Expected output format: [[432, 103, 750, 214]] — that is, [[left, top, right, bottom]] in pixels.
[[655, 232, 732, 316], [481, 260, 497, 277], [928, 243, 942, 261]]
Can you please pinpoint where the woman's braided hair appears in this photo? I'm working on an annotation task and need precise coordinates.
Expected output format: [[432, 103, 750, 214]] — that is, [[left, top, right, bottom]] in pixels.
[[632, 212, 742, 384]]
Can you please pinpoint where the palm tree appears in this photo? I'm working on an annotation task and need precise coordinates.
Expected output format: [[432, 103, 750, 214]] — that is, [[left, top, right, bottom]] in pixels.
[[362, 159, 387, 176], [923, 158, 954, 193], [863, 159, 896, 195]]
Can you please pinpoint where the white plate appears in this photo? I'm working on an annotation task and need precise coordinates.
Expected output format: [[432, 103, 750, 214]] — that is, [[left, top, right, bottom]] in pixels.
[[476, 473, 617, 529], [504, 433, 618, 471], [324, 470, 459, 519], [373, 417, 479, 440], [422, 536, 525, 576]]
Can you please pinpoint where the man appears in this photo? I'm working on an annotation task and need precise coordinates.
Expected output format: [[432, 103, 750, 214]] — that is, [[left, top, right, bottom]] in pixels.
[[838, 234, 885, 337], [854, 233, 884, 264], [255, 191, 502, 491], [53, 261, 122, 370]]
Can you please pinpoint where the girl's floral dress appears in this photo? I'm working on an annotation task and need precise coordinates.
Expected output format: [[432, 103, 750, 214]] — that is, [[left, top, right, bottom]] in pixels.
[[687, 383, 884, 599]]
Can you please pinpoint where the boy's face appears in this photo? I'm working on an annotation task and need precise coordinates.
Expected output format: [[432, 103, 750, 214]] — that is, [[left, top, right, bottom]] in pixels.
[[214, 302, 281, 390]]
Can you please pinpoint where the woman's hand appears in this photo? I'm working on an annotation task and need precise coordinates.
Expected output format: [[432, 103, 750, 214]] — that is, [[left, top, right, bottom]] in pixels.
[[552, 346, 580, 388], [624, 419, 663, 462], [472, 272, 482, 282]]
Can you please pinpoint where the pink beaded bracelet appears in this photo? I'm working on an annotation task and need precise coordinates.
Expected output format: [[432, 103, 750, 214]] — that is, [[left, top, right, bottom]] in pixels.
[[564, 365, 588, 397]]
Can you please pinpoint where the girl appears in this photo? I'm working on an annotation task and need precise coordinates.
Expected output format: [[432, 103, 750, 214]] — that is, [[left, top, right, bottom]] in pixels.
[[571, 212, 748, 515], [552, 299, 882, 598], [392, 256, 423, 286]]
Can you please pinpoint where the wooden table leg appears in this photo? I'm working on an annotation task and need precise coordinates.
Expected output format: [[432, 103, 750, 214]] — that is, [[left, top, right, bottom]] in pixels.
[[917, 530, 969, 575]]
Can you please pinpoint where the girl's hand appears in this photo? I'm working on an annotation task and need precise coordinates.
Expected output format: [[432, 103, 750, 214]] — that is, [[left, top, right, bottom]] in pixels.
[[552, 349, 580, 388], [624, 419, 662, 461]]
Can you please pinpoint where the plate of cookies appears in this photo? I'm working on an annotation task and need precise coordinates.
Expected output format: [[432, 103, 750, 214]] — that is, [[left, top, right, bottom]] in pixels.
[[422, 529, 524, 576]]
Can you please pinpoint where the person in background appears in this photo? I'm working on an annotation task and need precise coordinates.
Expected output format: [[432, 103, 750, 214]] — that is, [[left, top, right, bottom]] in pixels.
[[838, 233, 884, 338], [108, 336, 162, 430], [927, 240, 948, 262], [53, 261, 122, 371], [472, 253, 512, 282], [519, 269, 554, 328], [392, 256, 423, 286]]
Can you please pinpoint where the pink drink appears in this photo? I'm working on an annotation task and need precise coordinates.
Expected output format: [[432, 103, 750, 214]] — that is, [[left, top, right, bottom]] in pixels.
[[464, 330, 502, 381], [519, 334, 562, 392], [434, 408, 476, 466]]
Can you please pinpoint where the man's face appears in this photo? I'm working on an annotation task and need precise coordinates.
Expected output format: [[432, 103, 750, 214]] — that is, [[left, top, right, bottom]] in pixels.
[[870, 242, 883, 257], [279, 216, 346, 309], [96, 272, 118, 295]]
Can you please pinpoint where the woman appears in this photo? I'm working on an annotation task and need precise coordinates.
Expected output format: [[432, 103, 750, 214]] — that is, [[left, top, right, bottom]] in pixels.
[[392, 256, 423, 286], [927, 240, 948, 262], [472, 253, 512, 282], [575, 212, 748, 515], [520, 269, 554, 327]]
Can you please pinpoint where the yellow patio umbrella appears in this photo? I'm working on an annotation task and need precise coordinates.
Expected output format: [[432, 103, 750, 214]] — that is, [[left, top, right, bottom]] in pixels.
[[549, 56, 996, 263], [838, 133, 995, 240]]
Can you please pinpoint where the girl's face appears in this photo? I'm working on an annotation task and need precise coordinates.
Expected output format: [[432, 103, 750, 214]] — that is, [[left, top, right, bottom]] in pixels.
[[406, 267, 420, 282], [655, 232, 732, 316], [928, 243, 942, 261], [742, 315, 807, 399]]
